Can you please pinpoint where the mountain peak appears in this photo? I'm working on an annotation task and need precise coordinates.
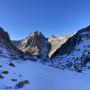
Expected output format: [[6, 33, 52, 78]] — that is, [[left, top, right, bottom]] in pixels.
[[0, 27, 26, 59], [0, 27, 11, 42], [26, 31, 46, 41], [32, 31, 42, 35], [20, 31, 50, 57]]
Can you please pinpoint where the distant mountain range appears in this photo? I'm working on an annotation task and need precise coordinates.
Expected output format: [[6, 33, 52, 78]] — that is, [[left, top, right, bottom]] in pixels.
[[12, 31, 71, 58], [0, 25, 90, 72]]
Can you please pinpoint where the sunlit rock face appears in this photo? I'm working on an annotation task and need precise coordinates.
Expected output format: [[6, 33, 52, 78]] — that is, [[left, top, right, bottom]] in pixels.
[[20, 31, 51, 57], [48, 35, 70, 58]]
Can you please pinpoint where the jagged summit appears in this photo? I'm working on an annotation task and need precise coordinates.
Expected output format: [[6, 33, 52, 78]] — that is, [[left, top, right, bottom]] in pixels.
[[20, 31, 50, 57], [28, 31, 46, 39], [23, 31, 46, 46], [48, 35, 70, 58]]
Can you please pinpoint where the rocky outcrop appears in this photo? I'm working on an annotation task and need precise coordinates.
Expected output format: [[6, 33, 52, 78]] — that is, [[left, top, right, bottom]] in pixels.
[[0, 27, 26, 59], [12, 32, 71, 58], [49, 25, 90, 72], [53, 25, 90, 57], [20, 31, 51, 57], [12, 40, 22, 49], [48, 35, 70, 58]]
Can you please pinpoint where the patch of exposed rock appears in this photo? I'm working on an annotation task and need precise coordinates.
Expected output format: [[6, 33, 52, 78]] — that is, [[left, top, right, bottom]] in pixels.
[[20, 31, 51, 57], [48, 35, 70, 58], [0, 27, 27, 59]]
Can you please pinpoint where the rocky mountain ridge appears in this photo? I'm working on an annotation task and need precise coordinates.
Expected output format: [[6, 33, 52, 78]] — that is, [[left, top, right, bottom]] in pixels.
[[0, 25, 90, 72], [0, 27, 30, 59], [19, 31, 51, 57], [48, 25, 90, 72], [12, 32, 71, 58], [48, 35, 70, 58]]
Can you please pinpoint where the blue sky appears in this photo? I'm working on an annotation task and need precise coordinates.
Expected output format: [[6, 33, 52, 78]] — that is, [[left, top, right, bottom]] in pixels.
[[0, 0, 90, 40]]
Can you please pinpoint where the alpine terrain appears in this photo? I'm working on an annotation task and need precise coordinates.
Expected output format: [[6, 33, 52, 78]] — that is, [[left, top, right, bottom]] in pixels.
[[0, 25, 90, 90]]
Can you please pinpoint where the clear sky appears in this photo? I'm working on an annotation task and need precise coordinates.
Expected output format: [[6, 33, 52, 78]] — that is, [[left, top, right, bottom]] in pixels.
[[0, 0, 90, 40]]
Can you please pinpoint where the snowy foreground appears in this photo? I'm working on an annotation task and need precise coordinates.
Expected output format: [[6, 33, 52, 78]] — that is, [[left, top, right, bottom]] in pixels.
[[0, 57, 90, 90]]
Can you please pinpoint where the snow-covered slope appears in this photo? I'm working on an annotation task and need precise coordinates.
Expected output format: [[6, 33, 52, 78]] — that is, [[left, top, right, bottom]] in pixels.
[[0, 27, 30, 59], [0, 57, 90, 90], [48, 25, 90, 72], [0, 26, 90, 90]]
